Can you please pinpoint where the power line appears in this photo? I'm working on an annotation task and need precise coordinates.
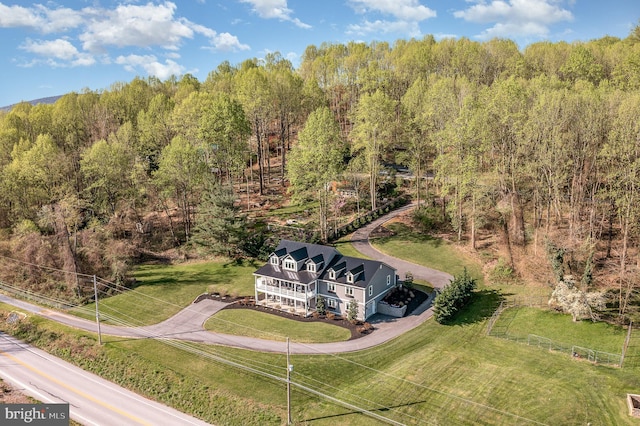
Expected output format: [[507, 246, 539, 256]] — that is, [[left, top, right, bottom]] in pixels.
[[0, 253, 547, 425]]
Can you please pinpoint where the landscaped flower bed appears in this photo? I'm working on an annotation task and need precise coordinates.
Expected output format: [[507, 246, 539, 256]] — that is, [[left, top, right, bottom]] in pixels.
[[382, 285, 417, 308], [378, 284, 428, 317]]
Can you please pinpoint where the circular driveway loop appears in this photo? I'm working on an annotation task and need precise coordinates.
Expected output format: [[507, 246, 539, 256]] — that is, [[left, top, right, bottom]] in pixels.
[[2, 203, 453, 354]]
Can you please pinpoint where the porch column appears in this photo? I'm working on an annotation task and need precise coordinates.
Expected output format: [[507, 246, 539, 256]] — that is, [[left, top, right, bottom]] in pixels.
[[254, 276, 258, 304], [305, 283, 309, 316]]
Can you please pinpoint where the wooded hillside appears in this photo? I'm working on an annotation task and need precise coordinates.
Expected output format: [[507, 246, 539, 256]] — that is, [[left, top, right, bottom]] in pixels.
[[0, 29, 639, 320]]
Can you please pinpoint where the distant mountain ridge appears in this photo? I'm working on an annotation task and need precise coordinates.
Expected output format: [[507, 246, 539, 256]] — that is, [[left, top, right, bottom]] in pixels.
[[1, 95, 62, 112]]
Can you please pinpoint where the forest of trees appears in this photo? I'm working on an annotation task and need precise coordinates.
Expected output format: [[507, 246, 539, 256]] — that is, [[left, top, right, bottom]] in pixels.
[[1, 28, 639, 319]]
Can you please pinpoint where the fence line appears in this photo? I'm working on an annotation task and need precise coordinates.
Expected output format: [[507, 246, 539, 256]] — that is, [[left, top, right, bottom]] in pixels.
[[621, 320, 634, 368], [486, 300, 506, 335], [486, 296, 548, 335], [487, 297, 623, 367]]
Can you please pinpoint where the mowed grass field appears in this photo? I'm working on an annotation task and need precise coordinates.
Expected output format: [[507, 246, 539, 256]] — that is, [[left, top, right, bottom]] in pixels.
[[204, 309, 352, 343], [370, 222, 484, 284], [6, 225, 640, 424], [72, 259, 258, 325], [4, 290, 640, 425], [494, 306, 628, 353]]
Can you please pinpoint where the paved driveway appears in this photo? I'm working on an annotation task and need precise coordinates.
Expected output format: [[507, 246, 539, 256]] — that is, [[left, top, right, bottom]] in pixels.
[[0, 203, 451, 354], [350, 202, 453, 289]]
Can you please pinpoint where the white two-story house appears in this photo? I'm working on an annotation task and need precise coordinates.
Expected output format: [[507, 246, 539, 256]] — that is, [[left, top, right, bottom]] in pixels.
[[253, 239, 397, 321]]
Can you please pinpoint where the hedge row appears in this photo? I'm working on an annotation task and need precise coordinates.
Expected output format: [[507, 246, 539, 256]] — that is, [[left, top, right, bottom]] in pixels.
[[328, 196, 408, 242]]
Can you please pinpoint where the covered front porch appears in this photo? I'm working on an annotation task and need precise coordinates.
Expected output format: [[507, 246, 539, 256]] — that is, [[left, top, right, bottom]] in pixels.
[[255, 276, 317, 317]]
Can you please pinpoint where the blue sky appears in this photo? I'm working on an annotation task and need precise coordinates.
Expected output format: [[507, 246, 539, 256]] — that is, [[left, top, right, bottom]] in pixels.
[[0, 0, 637, 107]]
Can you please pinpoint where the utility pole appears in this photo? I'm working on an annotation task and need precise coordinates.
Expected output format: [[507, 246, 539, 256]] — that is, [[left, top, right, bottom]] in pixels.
[[93, 275, 102, 345], [287, 337, 292, 425]]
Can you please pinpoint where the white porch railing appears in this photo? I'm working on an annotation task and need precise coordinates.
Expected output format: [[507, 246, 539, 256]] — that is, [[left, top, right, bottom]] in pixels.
[[257, 283, 314, 300]]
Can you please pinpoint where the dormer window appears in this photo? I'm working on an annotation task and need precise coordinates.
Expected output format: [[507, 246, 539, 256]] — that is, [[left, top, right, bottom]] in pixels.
[[283, 259, 296, 271], [329, 269, 336, 280], [346, 272, 354, 283], [270, 256, 279, 266], [307, 263, 316, 273]]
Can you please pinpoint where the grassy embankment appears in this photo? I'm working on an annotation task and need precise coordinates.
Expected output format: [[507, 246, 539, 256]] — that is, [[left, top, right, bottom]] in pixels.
[[2, 221, 640, 424], [71, 259, 258, 325]]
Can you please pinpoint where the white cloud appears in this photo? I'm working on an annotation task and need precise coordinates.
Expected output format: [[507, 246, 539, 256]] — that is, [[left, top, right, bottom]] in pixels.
[[40, 5, 85, 33], [188, 22, 249, 51], [0, 0, 252, 78], [209, 32, 251, 51], [239, 0, 311, 29], [348, 0, 436, 21], [19, 38, 96, 66], [0, 3, 83, 33], [21, 38, 78, 60], [80, 2, 194, 52], [347, 20, 423, 38], [454, 0, 573, 39], [346, 0, 435, 37], [115, 54, 186, 80], [1, 1, 249, 71]]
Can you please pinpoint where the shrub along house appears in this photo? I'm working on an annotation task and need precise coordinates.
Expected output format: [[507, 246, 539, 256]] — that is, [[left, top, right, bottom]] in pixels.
[[253, 239, 397, 321]]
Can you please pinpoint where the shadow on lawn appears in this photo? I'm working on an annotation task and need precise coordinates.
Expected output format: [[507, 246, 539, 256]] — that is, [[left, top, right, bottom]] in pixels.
[[447, 289, 505, 326], [303, 398, 427, 423]]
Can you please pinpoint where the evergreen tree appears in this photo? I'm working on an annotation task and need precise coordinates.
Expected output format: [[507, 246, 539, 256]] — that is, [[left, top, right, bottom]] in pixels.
[[191, 183, 246, 258], [433, 268, 476, 324]]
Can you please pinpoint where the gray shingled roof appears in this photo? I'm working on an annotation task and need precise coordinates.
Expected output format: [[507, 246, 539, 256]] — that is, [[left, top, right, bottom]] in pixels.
[[321, 255, 385, 288], [254, 240, 340, 284], [288, 246, 309, 262], [254, 239, 393, 289]]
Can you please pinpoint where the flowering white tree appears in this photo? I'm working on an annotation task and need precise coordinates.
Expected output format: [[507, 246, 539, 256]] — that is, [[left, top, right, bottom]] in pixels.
[[548, 277, 606, 322]]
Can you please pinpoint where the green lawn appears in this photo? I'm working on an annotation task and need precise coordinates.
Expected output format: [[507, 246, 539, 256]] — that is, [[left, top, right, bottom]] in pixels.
[[72, 259, 258, 325], [333, 236, 372, 259], [370, 222, 484, 284], [6, 225, 640, 424], [494, 306, 628, 353], [204, 309, 351, 343], [4, 297, 640, 425]]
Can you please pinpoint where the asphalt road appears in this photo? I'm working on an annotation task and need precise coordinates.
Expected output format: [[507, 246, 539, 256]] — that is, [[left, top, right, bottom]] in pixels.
[[0, 332, 212, 426]]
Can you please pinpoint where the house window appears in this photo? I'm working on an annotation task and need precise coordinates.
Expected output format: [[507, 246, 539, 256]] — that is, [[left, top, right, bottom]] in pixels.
[[329, 270, 336, 280], [284, 260, 296, 271], [327, 283, 336, 293], [386, 274, 391, 286], [345, 287, 354, 297], [307, 263, 316, 273], [328, 299, 337, 309], [270, 256, 279, 266], [346, 273, 353, 283], [368, 285, 373, 297]]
